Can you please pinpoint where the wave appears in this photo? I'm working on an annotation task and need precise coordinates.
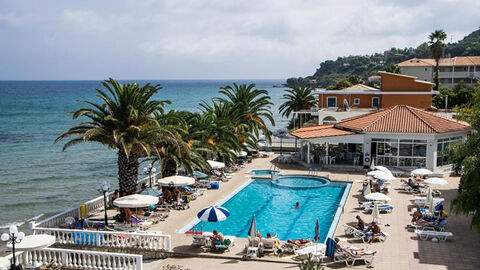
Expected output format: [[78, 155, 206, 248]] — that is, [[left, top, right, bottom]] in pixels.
[[0, 213, 44, 229]]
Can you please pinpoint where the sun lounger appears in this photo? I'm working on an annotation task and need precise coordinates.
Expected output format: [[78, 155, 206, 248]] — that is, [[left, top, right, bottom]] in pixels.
[[245, 237, 262, 258], [414, 197, 444, 207], [295, 243, 326, 262], [415, 230, 453, 241], [214, 236, 235, 251], [364, 204, 395, 213], [343, 225, 367, 241], [261, 238, 276, 254], [326, 237, 375, 268], [365, 231, 389, 243]]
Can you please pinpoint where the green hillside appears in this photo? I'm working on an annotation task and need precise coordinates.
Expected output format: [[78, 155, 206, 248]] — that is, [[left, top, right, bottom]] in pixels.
[[288, 28, 480, 88]]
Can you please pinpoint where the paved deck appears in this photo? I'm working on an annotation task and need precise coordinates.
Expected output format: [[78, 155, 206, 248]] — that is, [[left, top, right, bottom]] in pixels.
[[140, 156, 480, 270]]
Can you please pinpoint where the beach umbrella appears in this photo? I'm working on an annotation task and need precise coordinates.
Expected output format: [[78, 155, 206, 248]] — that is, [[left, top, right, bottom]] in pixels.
[[138, 188, 163, 197], [425, 188, 433, 208], [207, 160, 225, 169], [371, 202, 381, 223], [6, 234, 55, 251], [197, 206, 230, 222], [364, 182, 372, 196], [314, 219, 320, 241], [364, 192, 391, 201], [157, 175, 195, 186], [248, 215, 257, 238], [424, 177, 448, 186], [427, 192, 435, 211], [374, 166, 394, 177], [367, 170, 396, 181], [113, 194, 159, 208], [370, 159, 375, 171], [411, 168, 433, 176], [193, 171, 208, 179]]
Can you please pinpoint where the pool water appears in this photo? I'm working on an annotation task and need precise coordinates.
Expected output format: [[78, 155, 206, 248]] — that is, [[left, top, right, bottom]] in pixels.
[[248, 169, 281, 176], [190, 176, 347, 242]]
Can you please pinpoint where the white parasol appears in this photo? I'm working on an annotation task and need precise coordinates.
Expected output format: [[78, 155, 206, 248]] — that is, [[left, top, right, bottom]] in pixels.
[[207, 160, 225, 169], [367, 170, 396, 181], [6, 234, 55, 251], [411, 168, 433, 176], [364, 192, 391, 201], [374, 166, 394, 177], [113, 194, 159, 208], [424, 177, 448, 186], [370, 159, 375, 171], [157, 175, 195, 186], [364, 182, 371, 196]]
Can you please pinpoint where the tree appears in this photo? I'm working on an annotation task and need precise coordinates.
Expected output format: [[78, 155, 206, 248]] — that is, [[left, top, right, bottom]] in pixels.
[[347, 75, 364, 85], [327, 78, 352, 90], [383, 63, 401, 74], [278, 86, 317, 128], [215, 83, 275, 142], [449, 83, 480, 229], [428, 30, 447, 90], [56, 79, 179, 195]]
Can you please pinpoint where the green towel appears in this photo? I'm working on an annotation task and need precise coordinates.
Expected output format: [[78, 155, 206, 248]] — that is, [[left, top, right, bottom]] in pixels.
[[223, 239, 231, 246]]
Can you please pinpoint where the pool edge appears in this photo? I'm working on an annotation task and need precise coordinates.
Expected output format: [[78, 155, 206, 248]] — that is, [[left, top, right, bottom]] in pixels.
[[325, 182, 352, 242]]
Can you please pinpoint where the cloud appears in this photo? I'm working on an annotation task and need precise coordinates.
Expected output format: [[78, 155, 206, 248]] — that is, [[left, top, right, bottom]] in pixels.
[[0, 0, 478, 79]]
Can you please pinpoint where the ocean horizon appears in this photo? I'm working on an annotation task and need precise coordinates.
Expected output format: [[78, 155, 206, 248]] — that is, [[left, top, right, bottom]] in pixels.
[[0, 79, 288, 230]]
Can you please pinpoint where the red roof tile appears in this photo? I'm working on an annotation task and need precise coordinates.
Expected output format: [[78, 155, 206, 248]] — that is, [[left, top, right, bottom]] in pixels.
[[290, 124, 355, 139], [335, 105, 470, 133]]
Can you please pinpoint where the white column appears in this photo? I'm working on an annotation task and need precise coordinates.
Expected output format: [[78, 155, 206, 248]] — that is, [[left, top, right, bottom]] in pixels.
[[325, 142, 329, 164], [307, 142, 311, 164], [300, 140, 304, 161]]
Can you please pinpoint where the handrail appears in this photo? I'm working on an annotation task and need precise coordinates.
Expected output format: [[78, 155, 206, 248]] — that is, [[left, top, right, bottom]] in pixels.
[[33, 227, 171, 252], [34, 172, 162, 229], [13, 247, 142, 270]]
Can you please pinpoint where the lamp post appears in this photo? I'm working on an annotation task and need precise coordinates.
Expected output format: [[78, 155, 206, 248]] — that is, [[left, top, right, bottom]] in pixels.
[[1, 225, 25, 270], [98, 181, 110, 227], [143, 163, 157, 188]]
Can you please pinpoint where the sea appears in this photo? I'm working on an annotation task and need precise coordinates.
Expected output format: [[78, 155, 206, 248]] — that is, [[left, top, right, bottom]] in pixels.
[[0, 79, 288, 232]]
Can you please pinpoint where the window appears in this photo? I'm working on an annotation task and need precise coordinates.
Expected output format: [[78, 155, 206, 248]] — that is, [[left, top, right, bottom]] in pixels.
[[322, 116, 337, 125], [327, 97, 337, 108], [436, 136, 463, 167], [353, 98, 360, 105], [372, 97, 380, 107], [372, 138, 427, 168]]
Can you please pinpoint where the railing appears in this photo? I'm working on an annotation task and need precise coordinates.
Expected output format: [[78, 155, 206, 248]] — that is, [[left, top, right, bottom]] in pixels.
[[33, 227, 171, 251], [34, 173, 161, 229], [10, 248, 142, 270]]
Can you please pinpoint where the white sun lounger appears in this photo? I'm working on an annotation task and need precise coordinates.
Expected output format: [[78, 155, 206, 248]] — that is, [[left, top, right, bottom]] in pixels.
[[414, 197, 444, 206], [415, 230, 453, 241], [245, 237, 262, 258], [295, 243, 326, 262], [334, 248, 376, 267]]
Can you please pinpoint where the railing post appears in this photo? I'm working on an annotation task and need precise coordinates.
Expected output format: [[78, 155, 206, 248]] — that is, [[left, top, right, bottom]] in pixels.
[[96, 232, 101, 246], [136, 255, 143, 270]]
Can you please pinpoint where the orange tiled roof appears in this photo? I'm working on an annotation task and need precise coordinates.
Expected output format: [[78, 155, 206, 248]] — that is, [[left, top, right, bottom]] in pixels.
[[335, 105, 470, 133], [290, 124, 355, 139], [398, 56, 480, 67]]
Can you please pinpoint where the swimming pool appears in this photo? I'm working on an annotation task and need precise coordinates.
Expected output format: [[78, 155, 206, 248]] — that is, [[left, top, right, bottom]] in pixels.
[[246, 169, 281, 176], [184, 175, 350, 242]]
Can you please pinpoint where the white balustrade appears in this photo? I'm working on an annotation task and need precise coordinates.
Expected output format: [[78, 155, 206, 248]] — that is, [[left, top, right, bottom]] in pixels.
[[33, 227, 171, 251], [11, 248, 142, 270]]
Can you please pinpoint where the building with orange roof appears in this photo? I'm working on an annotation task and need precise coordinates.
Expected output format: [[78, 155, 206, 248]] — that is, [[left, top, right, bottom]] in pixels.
[[290, 105, 471, 172], [397, 56, 480, 88], [313, 72, 438, 125]]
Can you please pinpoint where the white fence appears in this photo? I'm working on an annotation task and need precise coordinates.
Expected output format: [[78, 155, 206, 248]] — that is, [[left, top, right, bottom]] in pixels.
[[33, 227, 171, 251], [34, 173, 161, 229], [5, 248, 142, 270]]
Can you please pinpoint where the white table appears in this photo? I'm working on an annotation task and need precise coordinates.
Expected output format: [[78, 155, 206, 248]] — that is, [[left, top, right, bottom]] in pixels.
[[6, 235, 55, 251]]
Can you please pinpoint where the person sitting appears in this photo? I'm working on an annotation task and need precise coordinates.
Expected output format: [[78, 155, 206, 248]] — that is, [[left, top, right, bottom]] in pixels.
[[365, 221, 381, 244], [373, 183, 381, 193], [210, 230, 225, 250], [411, 208, 423, 223], [163, 188, 173, 203], [109, 189, 120, 208], [355, 215, 366, 230], [122, 208, 133, 224], [408, 179, 421, 189], [266, 232, 280, 248]]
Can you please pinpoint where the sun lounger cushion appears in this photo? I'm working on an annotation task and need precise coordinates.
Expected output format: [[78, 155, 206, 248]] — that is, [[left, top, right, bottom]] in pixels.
[[415, 230, 453, 241]]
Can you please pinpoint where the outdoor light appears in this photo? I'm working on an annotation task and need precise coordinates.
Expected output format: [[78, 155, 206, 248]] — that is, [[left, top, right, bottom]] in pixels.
[[98, 181, 111, 227], [2, 225, 24, 270], [143, 163, 157, 188]]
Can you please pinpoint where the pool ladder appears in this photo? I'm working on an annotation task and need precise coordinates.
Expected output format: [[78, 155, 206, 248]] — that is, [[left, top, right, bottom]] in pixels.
[[308, 167, 320, 176]]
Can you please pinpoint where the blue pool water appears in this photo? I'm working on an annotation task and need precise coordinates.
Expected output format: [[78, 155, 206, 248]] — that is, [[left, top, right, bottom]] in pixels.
[[190, 176, 347, 242], [248, 169, 281, 176]]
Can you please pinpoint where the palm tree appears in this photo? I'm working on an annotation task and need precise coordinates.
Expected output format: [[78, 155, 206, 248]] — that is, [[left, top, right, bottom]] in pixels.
[[56, 79, 179, 195], [279, 86, 316, 128], [428, 30, 447, 90], [215, 83, 275, 142]]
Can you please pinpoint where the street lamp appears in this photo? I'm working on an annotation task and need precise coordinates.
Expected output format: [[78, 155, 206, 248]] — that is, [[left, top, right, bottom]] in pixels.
[[143, 163, 157, 188], [98, 181, 110, 227], [1, 225, 25, 270]]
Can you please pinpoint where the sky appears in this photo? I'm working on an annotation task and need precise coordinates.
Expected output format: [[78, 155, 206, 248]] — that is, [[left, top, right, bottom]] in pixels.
[[0, 0, 479, 80]]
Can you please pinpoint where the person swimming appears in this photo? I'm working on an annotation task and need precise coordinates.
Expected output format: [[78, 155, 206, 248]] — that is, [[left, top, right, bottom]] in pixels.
[[293, 201, 300, 209]]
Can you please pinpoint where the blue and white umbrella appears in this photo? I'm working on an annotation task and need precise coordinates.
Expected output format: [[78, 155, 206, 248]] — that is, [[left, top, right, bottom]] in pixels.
[[197, 206, 230, 222]]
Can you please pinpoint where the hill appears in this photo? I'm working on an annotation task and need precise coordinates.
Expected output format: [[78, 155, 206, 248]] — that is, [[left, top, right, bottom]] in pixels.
[[288, 28, 480, 88]]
